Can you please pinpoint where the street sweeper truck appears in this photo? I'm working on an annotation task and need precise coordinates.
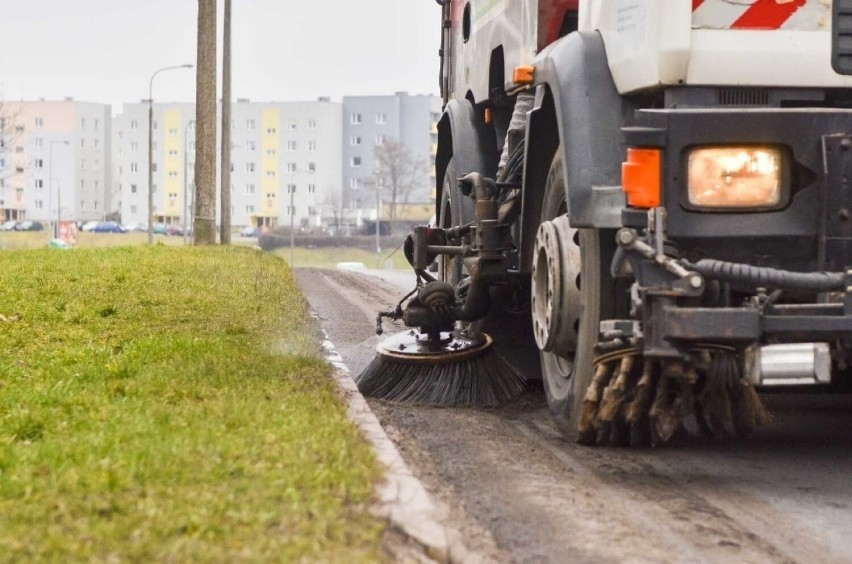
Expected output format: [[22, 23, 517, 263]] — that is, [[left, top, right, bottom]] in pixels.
[[357, 0, 852, 446]]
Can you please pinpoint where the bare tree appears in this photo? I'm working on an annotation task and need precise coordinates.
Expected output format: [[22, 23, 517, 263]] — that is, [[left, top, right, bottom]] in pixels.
[[319, 183, 348, 235], [373, 139, 428, 232], [194, 0, 218, 245], [0, 100, 24, 221]]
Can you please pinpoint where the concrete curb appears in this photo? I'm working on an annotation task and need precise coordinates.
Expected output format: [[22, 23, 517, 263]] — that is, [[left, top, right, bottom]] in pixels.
[[321, 334, 469, 563]]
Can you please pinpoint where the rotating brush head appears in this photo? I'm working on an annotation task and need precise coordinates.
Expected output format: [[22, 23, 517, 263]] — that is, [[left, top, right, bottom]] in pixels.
[[355, 330, 526, 407]]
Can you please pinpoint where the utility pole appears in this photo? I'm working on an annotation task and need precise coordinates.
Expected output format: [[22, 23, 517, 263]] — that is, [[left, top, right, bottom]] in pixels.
[[194, 0, 218, 245], [220, 0, 232, 244], [183, 119, 195, 245], [289, 185, 295, 266]]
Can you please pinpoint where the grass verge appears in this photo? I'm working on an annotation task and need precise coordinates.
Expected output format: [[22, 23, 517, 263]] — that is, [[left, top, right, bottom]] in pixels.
[[0, 246, 383, 561]]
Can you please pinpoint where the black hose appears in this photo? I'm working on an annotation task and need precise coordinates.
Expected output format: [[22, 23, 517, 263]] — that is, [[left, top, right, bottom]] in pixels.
[[682, 259, 845, 292]]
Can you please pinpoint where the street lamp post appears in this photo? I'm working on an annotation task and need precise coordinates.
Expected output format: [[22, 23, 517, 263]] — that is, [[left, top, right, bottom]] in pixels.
[[49, 140, 69, 239], [147, 64, 193, 244], [183, 119, 195, 245], [374, 170, 381, 256], [289, 185, 295, 266]]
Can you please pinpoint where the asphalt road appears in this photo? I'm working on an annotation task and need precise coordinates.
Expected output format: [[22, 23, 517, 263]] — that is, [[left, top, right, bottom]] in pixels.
[[296, 267, 852, 564]]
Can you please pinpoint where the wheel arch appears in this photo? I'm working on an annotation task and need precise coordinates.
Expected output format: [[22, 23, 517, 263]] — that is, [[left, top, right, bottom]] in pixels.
[[434, 98, 499, 220], [519, 31, 638, 271]]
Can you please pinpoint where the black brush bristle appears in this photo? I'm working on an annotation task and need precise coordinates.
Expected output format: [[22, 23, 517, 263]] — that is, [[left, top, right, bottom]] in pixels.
[[355, 349, 526, 407]]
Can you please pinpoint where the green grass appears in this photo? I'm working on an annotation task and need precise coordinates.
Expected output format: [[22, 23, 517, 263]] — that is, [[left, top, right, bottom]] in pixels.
[[0, 246, 383, 561]]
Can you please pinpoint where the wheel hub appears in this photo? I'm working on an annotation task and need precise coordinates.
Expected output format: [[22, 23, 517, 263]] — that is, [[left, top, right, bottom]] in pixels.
[[531, 216, 581, 355]]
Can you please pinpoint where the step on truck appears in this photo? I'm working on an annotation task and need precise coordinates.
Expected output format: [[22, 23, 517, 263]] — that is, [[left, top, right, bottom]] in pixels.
[[366, 0, 852, 446]]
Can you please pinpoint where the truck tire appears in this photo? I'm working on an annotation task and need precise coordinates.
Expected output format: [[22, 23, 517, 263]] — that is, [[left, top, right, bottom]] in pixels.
[[438, 158, 473, 284], [533, 151, 615, 439]]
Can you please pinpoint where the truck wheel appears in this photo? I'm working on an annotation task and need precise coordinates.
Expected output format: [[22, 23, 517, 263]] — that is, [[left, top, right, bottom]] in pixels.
[[438, 158, 473, 284], [532, 151, 615, 440]]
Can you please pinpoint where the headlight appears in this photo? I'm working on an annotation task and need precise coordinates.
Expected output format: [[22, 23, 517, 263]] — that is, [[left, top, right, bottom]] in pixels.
[[687, 147, 782, 209]]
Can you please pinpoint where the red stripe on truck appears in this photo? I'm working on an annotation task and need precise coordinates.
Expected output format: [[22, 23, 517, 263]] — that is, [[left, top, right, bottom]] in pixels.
[[692, 0, 705, 11], [730, 0, 806, 30]]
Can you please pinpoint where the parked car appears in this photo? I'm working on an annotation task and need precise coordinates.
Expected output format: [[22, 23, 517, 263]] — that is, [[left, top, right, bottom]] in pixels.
[[91, 221, 127, 233], [240, 226, 260, 238], [122, 222, 146, 232], [81, 220, 101, 232], [165, 224, 183, 236], [152, 223, 167, 235], [0, 220, 18, 231], [15, 221, 44, 231]]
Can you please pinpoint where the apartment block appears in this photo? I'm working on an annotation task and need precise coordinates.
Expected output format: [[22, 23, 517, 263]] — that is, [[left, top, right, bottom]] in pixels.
[[341, 93, 441, 215], [0, 99, 111, 223], [114, 98, 342, 230]]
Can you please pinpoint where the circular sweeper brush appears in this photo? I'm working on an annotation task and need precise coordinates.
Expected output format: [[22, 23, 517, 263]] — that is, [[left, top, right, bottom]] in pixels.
[[355, 330, 526, 407]]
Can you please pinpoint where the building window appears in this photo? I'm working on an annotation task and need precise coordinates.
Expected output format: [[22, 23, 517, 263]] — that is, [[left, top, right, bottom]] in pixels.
[[266, 170, 276, 177], [15, 146, 23, 153], [35, 179, 43, 189], [266, 148, 276, 156], [246, 119, 255, 130], [287, 184, 296, 194], [81, 118, 86, 129], [246, 184, 255, 194], [286, 121, 297, 130], [80, 200, 86, 211], [246, 162, 256, 173], [350, 177, 361, 190], [35, 200, 44, 210], [130, 184, 137, 194], [168, 171, 178, 178], [34, 138, 43, 149], [94, 119, 100, 131], [375, 135, 386, 146], [286, 140, 297, 152], [266, 127, 276, 135], [81, 138, 87, 149], [131, 141, 138, 151], [308, 184, 316, 194], [94, 180, 99, 191], [246, 205, 255, 214], [34, 159, 44, 169], [350, 136, 361, 146], [266, 192, 276, 199], [81, 180, 85, 191], [95, 139, 100, 149], [286, 162, 297, 173], [376, 113, 387, 124], [307, 141, 317, 152], [94, 200, 99, 211], [307, 119, 316, 130], [168, 149, 178, 157], [309, 206, 317, 215], [130, 120, 138, 131], [351, 156, 362, 167], [153, 120, 158, 130], [130, 204, 137, 214], [152, 163, 157, 172], [34, 117, 44, 128], [168, 128, 178, 136], [351, 113, 362, 125], [308, 162, 316, 173], [130, 163, 138, 172], [246, 141, 256, 152], [93, 160, 100, 171]]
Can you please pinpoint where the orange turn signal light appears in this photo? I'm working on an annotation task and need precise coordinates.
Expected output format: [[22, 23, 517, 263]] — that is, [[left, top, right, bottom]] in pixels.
[[484, 107, 493, 124], [622, 148, 661, 208], [513, 66, 535, 86]]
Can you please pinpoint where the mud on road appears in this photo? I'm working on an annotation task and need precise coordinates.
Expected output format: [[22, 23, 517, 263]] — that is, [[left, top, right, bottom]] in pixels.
[[296, 267, 852, 563]]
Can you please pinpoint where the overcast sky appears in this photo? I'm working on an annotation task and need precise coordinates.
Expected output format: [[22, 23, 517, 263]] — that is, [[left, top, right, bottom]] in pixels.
[[0, 0, 442, 113]]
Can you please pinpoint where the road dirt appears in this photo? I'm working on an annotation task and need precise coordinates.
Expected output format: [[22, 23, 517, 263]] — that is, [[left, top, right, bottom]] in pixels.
[[296, 267, 852, 563]]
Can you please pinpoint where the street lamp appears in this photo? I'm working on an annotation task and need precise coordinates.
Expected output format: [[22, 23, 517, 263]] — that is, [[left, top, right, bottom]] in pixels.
[[183, 119, 195, 245], [374, 169, 382, 256], [48, 140, 69, 239], [289, 184, 296, 266], [147, 63, 193, 244]]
